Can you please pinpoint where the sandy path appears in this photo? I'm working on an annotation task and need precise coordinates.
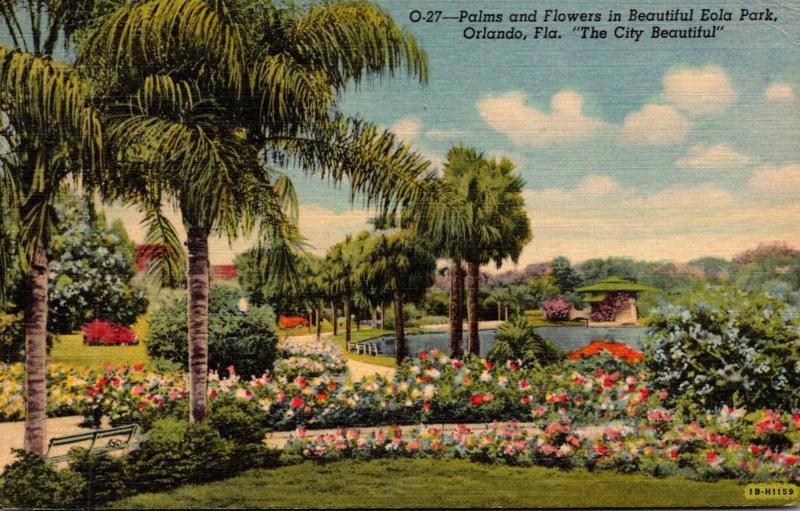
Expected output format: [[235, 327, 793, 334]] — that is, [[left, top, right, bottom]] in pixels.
[[0, 415, 95, 470], [282, 332, 396, 381]]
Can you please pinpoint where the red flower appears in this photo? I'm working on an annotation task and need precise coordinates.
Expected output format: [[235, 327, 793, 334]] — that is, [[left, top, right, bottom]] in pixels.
[[669, 448, 679, 459], [452, 360, 463, 369], [133, 363, 144, 372], [706, 451, 719, 464], [520, 395, 531, 405], [422, 402, 432, 411], [296, 376, 308, 388], [316, 392, 328, 402], [791, 414, 800, 429], [418, 351, 428, 360], [470, 394, 483, 406], [594, 443, 609, 456], [209, 389, 217, 398], [227, 365, 236, 376], [484, 360, 494, 370], [137, 403, 146, 411], [290, 396, 304, 408]]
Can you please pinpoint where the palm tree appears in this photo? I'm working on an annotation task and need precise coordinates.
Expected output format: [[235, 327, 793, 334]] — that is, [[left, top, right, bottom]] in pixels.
[[325, 232, 370, 344], [82, 0, 459, 422], [0, 2, 104, 453], [441, 147, 531, 355], [358, 231, 436, 363]]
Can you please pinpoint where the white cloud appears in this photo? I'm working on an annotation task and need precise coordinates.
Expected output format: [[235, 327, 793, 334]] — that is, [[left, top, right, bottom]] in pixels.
[[477, 90, 607, 145], [676, 144, 752, 169], [510, 178, 800, 267], [765, 83, 794, 103], [662, 66, 736, 115], [621, 104, 691, 145], [747, 163, 800, 201], [577, 175, 622, 196], [390, 116, 422, 141]]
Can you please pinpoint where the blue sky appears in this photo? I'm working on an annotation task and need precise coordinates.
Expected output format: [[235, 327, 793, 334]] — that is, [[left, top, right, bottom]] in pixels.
[[282, 1, 800, 267], [5, 1, 799, 266]]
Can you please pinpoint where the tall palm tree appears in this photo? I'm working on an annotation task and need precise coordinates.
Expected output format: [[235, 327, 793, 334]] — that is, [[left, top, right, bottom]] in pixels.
[[0, 1, 104, 453], [82, 0, 461, 422], [325, 232, 370, 344], [358, 230, 436, 363], [441, 147, 531, 355]]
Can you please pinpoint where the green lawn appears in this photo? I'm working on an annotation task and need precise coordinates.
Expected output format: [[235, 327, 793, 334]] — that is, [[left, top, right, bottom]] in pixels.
[[49, 315, 150, 371], [112, 458, 796, 508], [329, 327, 400, 368]]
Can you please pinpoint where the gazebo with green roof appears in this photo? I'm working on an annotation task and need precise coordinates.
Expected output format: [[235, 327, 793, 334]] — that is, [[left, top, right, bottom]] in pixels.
[[574, 277, 655, 325]]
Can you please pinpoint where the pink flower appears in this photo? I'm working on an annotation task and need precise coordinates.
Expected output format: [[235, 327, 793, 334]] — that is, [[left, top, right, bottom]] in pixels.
[[296, 427, 307, 438], [482, 392, 494, 402], [131, 384, 144, 396], [658, 389, 669, 400], [227, 365, 236, 376], [167, 390, 180, 400], [533, 406, 547, 417]]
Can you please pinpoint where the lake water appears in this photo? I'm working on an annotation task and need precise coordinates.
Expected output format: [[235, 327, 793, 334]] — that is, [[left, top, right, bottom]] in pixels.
[[362, 326, 649, 357]]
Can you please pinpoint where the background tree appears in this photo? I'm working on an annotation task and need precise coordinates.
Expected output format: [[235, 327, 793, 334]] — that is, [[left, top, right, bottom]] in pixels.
[[442, 146, 531, 355], [47, 195, 147, 333], [359, 231, 436, 363], [550, 256, 581, 294]]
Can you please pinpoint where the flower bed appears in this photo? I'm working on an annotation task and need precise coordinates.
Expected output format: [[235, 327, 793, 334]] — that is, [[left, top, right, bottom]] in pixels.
[[81, 320, 138, 346], [284, 413, 800, 482], [568, 341, 644, 363], [279, 315, 310, 330]]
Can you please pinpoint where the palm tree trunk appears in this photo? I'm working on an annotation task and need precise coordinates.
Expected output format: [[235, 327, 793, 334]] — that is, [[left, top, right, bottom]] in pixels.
[[497, 303, 502, 321], [186, 226, 209, 423], [393, 289, 406, 364], [331, 301, 338, 336], [379, 302, 384, 330], [316, 300, 323, 341], [505, 305, 509, 322], [23, 243, 48, 454], [448, 260, 464, 357], [467, 261, 481, 355], [371, 307, 378, 328], [343, 297, 352, 343]]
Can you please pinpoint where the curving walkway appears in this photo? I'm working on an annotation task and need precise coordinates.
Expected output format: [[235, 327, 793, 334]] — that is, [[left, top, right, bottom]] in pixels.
[[282, 332, 396, 381]]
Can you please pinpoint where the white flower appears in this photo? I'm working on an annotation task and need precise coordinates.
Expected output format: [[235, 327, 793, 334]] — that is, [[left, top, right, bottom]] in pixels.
[[479, 371, 492, 383], [423, 384, 437, 400]]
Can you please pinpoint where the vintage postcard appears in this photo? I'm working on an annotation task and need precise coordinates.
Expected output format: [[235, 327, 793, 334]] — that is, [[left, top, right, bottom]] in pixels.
[[0, 0, 798, 508]]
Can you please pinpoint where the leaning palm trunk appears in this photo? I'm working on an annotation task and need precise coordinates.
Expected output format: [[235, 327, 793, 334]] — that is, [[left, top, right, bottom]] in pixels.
[[467, 261, 481, 355], [448, 260, 464, 357], [23, 244, 48, 453], [393, 289, 407, 363], [186, 226, 210, 423], [343, 297, 352, 343]]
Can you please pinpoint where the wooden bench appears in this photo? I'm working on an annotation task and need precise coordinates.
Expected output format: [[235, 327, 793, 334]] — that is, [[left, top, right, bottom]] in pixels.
[[45, 424, 138, 464]]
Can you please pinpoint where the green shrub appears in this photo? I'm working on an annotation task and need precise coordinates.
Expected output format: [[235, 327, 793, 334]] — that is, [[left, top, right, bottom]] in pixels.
[[488, 315, 561, 366], [0, 449, 84, 509], [0, 312, 54, 363], [209, 400, 281, 469], [125, 417, 234, 494], [147, 284, 278, 378], [67, 448, 128, 504], [644, 286, 800, 411]]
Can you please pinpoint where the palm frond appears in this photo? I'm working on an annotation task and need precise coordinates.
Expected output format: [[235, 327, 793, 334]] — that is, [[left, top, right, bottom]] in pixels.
[[84, 0, 245, 92], [287, 1, 428, 88]]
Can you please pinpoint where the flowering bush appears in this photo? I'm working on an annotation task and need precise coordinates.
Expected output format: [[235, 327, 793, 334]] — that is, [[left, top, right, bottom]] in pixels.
[[279, 315, 310, 329], [590, 292, 632, 322], [81, 320, 138, 346], [542, 298, 572, 321], [644, 288, 800, 411], [568, 341, 643, 363]]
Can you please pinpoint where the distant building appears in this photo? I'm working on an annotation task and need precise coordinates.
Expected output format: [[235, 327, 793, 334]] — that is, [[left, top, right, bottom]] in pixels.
[[135, 244, 238, 281], [134, 244, 165, 272], [571, 276, 654, 326]]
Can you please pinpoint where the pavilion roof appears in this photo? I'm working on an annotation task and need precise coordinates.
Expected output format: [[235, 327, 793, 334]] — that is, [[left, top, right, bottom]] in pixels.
[[575, 276, 655, 294]]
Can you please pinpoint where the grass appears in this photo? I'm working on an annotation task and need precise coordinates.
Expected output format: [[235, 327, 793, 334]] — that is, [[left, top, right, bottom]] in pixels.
[[49, 315, 150, 371], [111, 458, 797, 509]]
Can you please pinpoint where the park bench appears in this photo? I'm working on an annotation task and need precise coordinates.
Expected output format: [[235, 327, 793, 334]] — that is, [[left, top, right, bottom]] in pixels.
[[45, 424, 138, 464]]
